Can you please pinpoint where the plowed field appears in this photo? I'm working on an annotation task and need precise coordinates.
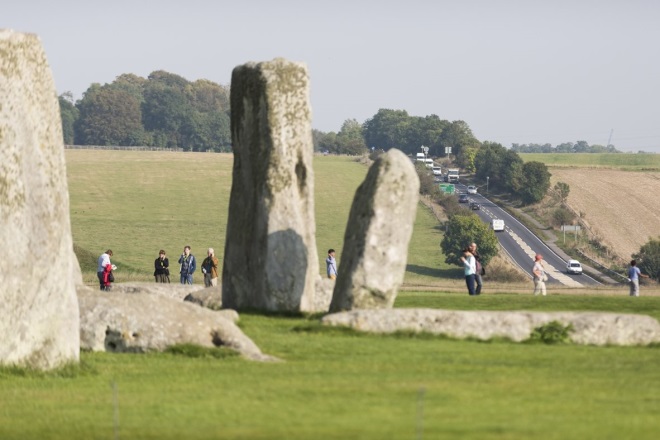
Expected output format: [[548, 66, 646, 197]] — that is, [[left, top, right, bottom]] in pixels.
[[549, 168, 660, 260]]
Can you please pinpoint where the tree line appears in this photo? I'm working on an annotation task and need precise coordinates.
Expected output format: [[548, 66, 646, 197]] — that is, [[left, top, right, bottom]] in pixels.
[[59, 71, 231, 151], [511, 141, 620, 154]]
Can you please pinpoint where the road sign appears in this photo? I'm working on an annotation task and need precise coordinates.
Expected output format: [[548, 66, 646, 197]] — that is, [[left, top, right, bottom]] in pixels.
[[439, 183, 455, 194]]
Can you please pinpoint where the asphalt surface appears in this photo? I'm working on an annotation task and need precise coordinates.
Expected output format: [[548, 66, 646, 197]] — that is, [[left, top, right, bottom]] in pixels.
[[453, 183, 601, 287]]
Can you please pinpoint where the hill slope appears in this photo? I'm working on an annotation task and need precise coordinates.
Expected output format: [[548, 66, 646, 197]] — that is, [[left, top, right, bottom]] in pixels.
[[549, 168, 660, 260]]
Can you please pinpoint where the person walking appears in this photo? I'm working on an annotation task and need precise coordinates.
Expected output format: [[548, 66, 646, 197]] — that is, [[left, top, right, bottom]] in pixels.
[[532, 254, 547, 296], [178, 245, 197, 285], [154, 250, 170, 283], [97, 249, 115, 291], [201, 248, 220, 287], [460, 247, 477, 295], [326, 249, 338, 280], [628, 259, 649, 297], [469, 242, 485, 295]]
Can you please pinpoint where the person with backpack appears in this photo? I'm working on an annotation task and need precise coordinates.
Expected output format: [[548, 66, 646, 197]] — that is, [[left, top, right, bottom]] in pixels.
[[178, 245, 197, 284], [97, 249, 115, 291], [201, 247, 219, 287]]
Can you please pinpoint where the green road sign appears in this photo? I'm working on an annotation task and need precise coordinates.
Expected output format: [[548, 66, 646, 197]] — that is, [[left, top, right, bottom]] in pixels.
[[439, 183, 455, 194]]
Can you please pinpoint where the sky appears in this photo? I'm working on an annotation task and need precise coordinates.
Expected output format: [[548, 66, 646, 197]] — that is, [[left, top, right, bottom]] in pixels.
[[3, 0, 659, 152]]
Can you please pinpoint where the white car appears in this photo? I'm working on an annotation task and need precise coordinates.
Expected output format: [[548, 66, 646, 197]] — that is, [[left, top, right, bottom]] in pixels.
[[566, 259, 583, 275], [467, 185, 477, 194], [432, 166, 442, 176], [491, 219, 504, 232]]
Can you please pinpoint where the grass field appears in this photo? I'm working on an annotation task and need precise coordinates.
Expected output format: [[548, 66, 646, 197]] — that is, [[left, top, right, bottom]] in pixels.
[[3, 150, 659, 439], [66, 150, 460, 286], [519, 152, 660, 170], [2, 294, 659, 439]]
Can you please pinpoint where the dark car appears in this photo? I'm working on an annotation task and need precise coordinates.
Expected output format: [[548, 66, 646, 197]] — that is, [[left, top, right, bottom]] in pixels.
[[470, 201, 480, 210], [458, 193, 469, 203]]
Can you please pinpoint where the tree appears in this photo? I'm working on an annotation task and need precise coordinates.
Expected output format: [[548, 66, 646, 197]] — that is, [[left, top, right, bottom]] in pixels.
[[362, 109, 411, 152], [58, 92, 79, 145], [142, 81, 190, 148], [632, 237, 660, 281], [335, 118, 367, 155], [554, 182, 570, 203], [75, 85, 145, 146], [501, 149, 524, 192], [440, 214, 499, 267], [474, 142, 506, 186], [438, 120, 479, 166], [518, 161, 551, 205], [312, 129, 337, 153]]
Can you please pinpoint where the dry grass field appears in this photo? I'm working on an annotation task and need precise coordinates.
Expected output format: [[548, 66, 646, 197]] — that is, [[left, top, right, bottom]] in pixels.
[[549, 168, 660, 261]]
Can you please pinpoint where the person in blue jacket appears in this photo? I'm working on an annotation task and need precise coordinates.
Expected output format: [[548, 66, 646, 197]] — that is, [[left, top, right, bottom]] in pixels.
[[178, 245, 196, 284]]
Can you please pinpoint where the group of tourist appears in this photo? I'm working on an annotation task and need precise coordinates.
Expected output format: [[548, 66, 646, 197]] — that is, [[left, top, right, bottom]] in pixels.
[[96, 246, 220, 290], [458, 246, 650, 297], [98, 244, 651, 296]]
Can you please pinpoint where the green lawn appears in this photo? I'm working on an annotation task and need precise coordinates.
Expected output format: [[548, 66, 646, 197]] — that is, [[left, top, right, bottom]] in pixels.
[[3, 150, 658, 439], [519, 152, 660, 170], [2, 293, 660, 439], [66, 150, 458, 285]]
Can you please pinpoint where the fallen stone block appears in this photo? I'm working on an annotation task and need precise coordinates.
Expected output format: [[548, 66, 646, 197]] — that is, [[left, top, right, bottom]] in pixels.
[[78, 286, 275, 361], [321, 308, 660, 346]]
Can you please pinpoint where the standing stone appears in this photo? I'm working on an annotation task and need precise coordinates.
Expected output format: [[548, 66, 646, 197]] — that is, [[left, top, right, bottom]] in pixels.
[[329, 149, 419, 312], [0, 30, 80, 369], [222, 58, 319, 312]]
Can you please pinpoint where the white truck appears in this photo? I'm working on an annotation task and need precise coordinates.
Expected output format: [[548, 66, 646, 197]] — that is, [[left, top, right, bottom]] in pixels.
[[445, 168, 460, 183]]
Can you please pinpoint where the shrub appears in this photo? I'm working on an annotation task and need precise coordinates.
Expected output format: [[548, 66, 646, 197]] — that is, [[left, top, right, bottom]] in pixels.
[[529, 321, 573, 344], [552, 207, 575, 227]]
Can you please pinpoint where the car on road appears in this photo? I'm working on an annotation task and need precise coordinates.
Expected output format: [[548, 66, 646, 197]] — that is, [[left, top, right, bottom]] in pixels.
[[432, 166, 442, 176], [467, 185, 477, 194], [491, 219, 504, 232], [469, 201, 480, 210], [566, 259, 583, 275], [458, 193, 469, 203]]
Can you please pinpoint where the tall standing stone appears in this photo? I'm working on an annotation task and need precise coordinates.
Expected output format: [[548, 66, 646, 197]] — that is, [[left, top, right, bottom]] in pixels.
[[222, 58, 319, 312], [0, 30, 80, 369], [329, 149, 419, 312]]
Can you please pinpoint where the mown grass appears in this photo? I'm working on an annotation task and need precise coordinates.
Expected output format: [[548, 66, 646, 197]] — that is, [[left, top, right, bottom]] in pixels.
[[2, 294, 660, 439], [66, 150, 459, 286], [519, 152, 660, 170], [4, 150, 657, 439]]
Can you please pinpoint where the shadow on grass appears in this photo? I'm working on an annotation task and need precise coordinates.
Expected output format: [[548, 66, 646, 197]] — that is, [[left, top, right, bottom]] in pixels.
[[406, 264, 461, 279], [165, 344, 239, 359]]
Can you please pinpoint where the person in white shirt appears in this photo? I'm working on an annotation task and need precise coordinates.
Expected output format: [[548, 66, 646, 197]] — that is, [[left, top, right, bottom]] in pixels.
[[532, 254, 547, 296], [460, 248, 477, 295], [97, 249, 113, 290]]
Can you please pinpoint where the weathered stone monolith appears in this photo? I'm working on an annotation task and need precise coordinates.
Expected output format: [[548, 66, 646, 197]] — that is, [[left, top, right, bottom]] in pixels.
[[0, 30, 80, 369], [329, 149, 419, 312], [222, 58, 319, 312]]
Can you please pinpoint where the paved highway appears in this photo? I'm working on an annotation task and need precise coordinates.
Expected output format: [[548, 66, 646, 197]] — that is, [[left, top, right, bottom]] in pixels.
[[453, 182, 600, 287]]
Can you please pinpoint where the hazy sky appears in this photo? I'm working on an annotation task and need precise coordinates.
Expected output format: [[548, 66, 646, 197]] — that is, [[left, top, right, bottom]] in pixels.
[[3, 0, 659, 152]]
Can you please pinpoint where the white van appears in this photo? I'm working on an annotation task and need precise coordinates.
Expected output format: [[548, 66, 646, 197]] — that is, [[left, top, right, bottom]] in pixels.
[[491, 219, 504, 232]]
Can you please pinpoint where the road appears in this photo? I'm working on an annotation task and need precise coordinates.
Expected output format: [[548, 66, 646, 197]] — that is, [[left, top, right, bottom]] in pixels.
[[453, 182, 600, 287]]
